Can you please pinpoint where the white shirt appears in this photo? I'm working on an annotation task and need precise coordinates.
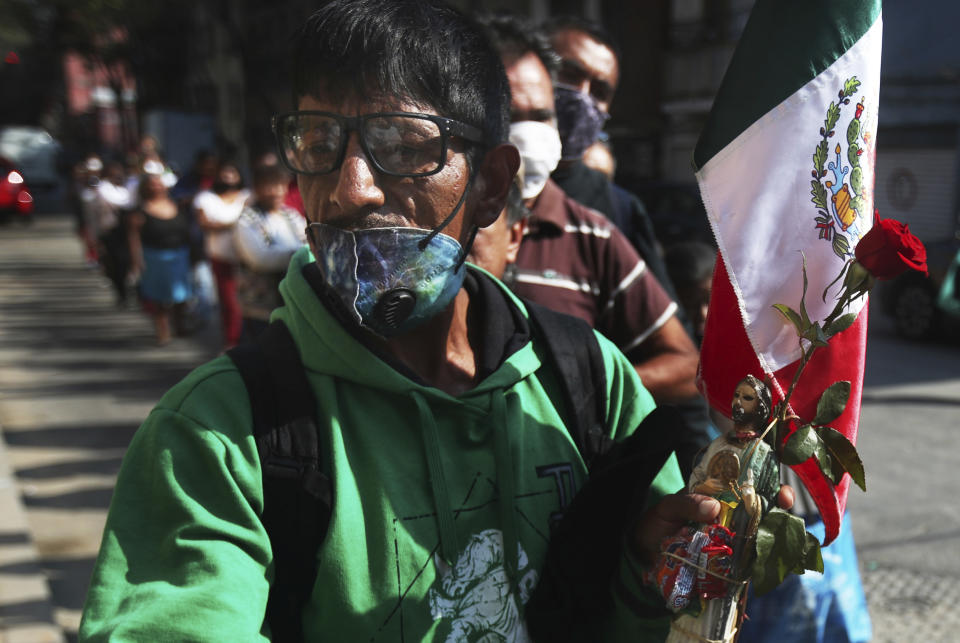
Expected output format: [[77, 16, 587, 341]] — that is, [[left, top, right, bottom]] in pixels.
[[193, 189, 250, 262], [97, 180, 132, 209], [235, 205, 307, 272]]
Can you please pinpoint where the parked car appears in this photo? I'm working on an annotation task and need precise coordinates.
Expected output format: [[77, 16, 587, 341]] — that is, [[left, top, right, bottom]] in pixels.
[[0, 126, 61, 189], [0, 156, 34, 223], [877, 233, 960, 340]]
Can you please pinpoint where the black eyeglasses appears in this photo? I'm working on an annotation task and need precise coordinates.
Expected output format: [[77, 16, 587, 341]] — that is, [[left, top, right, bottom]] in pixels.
[[272, 111, 485, 177]]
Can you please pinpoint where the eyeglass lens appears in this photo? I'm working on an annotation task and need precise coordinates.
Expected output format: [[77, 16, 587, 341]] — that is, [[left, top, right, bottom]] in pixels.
[[280, 114, 448, 176]]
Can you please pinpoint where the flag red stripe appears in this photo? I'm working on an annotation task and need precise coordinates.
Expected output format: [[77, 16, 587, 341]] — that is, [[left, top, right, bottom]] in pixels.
[[699, 257, 868, 544]]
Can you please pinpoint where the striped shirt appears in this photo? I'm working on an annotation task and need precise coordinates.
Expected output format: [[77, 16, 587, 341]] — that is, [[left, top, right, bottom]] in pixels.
[[512, 179, 677, 354]]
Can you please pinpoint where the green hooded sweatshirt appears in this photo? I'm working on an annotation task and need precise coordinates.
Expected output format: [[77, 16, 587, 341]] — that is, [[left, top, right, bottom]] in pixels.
[[80, 247, 683, 642]]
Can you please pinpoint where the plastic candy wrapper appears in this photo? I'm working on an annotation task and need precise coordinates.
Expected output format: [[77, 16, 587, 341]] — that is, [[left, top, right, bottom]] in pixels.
[[645, 524, 735, 613]]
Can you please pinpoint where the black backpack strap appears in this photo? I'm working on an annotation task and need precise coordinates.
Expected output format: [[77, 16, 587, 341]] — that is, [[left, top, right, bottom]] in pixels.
[[227, 320, 331, 643], [524, 299, 611, 468], [526, 407, 680, 641]]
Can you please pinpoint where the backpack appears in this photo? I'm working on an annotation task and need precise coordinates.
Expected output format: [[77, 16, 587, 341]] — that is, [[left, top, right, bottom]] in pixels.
[[226, 300, 612, 641]]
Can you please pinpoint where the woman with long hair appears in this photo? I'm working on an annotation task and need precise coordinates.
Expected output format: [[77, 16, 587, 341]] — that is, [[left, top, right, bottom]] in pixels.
[[128, 170, 193, 345]]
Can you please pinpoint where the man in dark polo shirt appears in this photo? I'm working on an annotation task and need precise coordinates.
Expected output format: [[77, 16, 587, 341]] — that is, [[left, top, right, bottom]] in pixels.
[[477, 14, 699, 407], [545, 16, 680, 306]]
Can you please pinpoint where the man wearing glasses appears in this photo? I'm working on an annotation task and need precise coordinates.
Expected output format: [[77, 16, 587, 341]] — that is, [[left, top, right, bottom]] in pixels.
[[80, 1, 723, 641]]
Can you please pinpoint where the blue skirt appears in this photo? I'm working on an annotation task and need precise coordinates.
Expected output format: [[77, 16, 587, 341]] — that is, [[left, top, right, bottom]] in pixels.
[[140, 246, 192, 305]]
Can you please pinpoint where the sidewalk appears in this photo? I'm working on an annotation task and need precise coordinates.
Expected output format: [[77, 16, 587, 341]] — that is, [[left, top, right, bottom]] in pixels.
[[0, 214, 219, 641]]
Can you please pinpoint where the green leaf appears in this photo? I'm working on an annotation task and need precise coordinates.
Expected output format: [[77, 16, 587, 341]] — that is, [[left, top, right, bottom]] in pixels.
[[813, 141, 828, 177], [825, 313, 857, 337], [825, 102, 841, 130], [849, 166, 863, 196], [829, 452, 847, 488], [843, 76, 862, 97], [773, 304, 804, 334], [819, 426, 866, 491], [846, 118, 860, 145], [810, 437, 835, 482], [752, 508, 808, 595], [813, 381, 850, 426], [800, 531, 824, 574], [782, 424, 819, 465], [833, 233, 851, 259], [801, 322, 830, 348], [810, 180, 828, 209]]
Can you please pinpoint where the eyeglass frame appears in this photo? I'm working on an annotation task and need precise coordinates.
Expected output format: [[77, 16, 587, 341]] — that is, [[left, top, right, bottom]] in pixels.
[[271, 110, 486, 178]]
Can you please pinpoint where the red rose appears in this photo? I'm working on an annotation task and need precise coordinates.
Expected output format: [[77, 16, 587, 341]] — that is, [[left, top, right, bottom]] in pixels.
[[854, 214, 928, 280]]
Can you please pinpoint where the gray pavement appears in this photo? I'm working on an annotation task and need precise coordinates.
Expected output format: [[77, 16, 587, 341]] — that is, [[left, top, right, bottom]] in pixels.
[[1, 214, 958, 642], [0, 214, 219, 640]]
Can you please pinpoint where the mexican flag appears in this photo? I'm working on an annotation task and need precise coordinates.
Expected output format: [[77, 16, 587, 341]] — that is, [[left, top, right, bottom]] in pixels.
[[695, 0, 882, 545]]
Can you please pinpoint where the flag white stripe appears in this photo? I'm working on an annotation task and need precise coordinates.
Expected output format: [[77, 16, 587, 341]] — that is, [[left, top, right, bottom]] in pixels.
[[696, 16, 882, 373]]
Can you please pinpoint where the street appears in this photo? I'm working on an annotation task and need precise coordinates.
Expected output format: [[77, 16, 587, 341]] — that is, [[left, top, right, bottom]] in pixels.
[[847, 310, 960, 641], [1, 214, 958, 642]]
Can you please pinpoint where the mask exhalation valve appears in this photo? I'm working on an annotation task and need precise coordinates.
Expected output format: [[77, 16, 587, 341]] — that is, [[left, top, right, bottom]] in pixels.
[[374, 289, 417, 330]]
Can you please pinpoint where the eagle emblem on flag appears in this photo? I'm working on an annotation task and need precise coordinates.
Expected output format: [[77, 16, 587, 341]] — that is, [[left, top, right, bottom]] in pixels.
[[810, 76, 876, 259]]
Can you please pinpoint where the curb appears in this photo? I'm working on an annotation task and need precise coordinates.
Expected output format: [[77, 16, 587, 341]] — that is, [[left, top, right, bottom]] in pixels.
[[0, 426, 65, 643]]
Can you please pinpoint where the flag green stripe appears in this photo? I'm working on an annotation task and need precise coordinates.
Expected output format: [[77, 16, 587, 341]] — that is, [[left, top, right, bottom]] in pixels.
[[694, 0, 881, 169]]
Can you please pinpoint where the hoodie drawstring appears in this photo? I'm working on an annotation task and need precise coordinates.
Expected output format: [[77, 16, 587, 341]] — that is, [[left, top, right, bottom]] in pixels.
[[414, 390, 522, 595], [414, 391, 459, 565]]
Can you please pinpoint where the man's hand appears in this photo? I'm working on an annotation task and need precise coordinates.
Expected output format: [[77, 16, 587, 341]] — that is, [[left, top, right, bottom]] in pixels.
[[631, 494, 720, 564], [632, 486, 795, 564]]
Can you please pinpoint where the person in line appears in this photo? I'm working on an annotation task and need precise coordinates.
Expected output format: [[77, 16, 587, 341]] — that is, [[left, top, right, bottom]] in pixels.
[[77, 155, 103, 266], [544, 16, 679, 301], [477, 13, 713, 481], [95, 160, 134, 306], [79, 2, 743, 640], [127, 168, 193, 345], [583, 137, 617, 181], [170, 149, 219, 205], [664, 241, 716, 348], [193, 160, 250, 349], [478, 13, 699, 407], [234, 164, 306, 341]]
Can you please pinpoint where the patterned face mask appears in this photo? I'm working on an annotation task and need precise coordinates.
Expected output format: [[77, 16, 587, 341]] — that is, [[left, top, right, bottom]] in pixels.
[[554, 84, 610, 161], [308, 223, 467, 337]]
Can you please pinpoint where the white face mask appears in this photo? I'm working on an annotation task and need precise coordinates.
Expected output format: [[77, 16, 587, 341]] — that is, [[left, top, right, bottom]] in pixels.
[[509, 121, 563, 200]]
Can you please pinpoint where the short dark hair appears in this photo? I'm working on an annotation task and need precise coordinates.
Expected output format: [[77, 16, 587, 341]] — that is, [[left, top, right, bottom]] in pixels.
[[475, 12, 560, 78], [291, 0, 510, 160], [542, 15, 621, 64], [252, 163, 290, 188], [665, 241, 716, 290], [211, 160, 245, 195]]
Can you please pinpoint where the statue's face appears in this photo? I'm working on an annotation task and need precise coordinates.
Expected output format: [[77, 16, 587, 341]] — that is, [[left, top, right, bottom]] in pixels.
[[731, 382, 760, 424]]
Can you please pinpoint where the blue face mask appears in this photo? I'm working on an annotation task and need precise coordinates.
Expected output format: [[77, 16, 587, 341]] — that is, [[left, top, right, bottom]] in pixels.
[[308, 223, 468, 337], [554, 84, 610, 161]]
